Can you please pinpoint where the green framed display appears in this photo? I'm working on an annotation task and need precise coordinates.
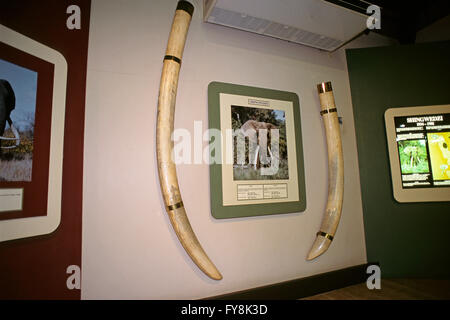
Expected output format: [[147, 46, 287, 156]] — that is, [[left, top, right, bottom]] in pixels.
[[208, 81, 306, 219]]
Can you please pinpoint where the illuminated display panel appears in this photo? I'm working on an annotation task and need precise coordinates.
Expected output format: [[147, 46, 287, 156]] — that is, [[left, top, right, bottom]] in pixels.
[[385, 105, 450, 203], [394, 113, 450, 188]]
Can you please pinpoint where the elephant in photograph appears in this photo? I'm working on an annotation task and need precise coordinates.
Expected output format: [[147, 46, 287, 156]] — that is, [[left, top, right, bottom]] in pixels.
[[0, 79, 20, 153], [239, 119, 278, 169], [403, 145, 420, 168]]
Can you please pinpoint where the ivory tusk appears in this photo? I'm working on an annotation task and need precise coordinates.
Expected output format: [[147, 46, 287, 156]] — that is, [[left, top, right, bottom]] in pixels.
[[0, 136, 19, 141], [307, 82, 344, 261], [156, 1, 222, 280], [10, 122, 20, 146], [0, 120, 20, 147]]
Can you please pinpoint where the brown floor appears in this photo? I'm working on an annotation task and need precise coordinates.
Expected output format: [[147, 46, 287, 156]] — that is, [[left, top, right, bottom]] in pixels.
[[302, 279, 450, 300]]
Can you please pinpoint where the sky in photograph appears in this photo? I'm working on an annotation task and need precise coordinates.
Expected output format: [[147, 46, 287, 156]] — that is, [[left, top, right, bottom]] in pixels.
[[273, 109, 285, 122], [0, 58, 37, 131]]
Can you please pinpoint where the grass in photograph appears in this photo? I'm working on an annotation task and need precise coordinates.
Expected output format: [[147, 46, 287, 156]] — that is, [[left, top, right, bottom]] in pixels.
[[233, 159, 289, 181], [0, 128, 34, 181]]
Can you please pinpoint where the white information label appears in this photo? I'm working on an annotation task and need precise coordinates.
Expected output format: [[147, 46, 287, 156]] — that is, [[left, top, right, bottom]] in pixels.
[[263, 184, 288, 199], [237, 184, 288, 201], [0, 188, 23, 212], [237, 184, 264, 200]]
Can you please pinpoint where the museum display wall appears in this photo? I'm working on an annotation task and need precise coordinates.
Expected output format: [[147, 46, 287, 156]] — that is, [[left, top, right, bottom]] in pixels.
[[81, 0, 395, 299]]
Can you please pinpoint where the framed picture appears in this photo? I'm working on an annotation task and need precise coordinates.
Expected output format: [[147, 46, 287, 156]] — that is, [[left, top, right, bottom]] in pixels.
[[208, 81, 306, 219], [385, 104, 450, 202], [0, 24, 67, 242]]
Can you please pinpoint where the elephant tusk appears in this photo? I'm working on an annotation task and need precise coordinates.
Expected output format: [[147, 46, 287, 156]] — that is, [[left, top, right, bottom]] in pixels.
[[10, 122, 20, 146], [307, 82, 344, 261], [0, 136, 19, 141], [156, 1, 222, 280], [0, 119, 20, 147]]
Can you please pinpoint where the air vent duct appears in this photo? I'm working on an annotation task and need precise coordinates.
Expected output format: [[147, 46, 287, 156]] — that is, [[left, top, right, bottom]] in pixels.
[[203, 0, 371, 51]]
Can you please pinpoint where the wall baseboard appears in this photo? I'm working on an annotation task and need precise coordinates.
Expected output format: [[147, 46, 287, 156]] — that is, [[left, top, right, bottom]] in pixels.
[[206, 263, 375, 300]]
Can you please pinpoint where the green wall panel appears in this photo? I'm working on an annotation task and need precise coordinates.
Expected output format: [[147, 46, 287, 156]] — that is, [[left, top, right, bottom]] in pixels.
[[346, 41, 450, 278]]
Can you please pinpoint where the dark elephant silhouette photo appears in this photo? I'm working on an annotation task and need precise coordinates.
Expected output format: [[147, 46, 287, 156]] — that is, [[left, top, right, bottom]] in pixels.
[[0, 65, 36, 182], [0, 79, 20, 154]]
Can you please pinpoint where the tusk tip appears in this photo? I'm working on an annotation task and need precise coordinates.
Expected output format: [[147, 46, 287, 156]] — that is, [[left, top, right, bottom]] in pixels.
[[210, 272, 223, 281], [306, 235, 332, 261], [202, 264, 223, 280], [306, 251, 323, 261]]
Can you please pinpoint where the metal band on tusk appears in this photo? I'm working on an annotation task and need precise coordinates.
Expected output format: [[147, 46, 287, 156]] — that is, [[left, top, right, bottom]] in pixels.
[[176, 0, 194, 16], [317, 81, 333, 93], [164, 55, 182, 64], [167, 201, 184, 211], [320, 108, 337, 116], [317, 231, 334, 241]]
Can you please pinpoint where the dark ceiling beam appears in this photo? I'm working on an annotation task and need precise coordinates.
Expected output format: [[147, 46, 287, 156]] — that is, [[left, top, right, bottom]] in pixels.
[[415, 1, 450, 32]]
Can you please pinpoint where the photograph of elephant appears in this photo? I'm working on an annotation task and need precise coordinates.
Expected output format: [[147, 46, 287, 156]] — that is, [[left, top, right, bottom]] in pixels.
[[0, 58, 37, 182], [397, 139, 430, 175], [232, 105, 288, 180]]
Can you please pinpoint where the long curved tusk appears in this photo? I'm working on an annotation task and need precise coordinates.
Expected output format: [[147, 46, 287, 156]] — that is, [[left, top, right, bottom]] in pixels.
[[307, 81, 344, 261], [156, 1, 222, 280]]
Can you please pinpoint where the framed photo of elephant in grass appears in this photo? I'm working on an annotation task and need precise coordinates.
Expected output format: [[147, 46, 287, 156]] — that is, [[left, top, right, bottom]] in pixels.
[[208, 82, 306, 219], [0, 25, 67, 242]]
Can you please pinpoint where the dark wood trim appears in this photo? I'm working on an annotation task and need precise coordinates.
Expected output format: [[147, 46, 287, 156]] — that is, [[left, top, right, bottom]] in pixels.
[[206, 263, 377, 300]]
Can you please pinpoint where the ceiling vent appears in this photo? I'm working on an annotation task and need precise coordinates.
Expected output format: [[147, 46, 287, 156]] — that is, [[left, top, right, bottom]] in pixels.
[[203, 0, 372, 51]]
